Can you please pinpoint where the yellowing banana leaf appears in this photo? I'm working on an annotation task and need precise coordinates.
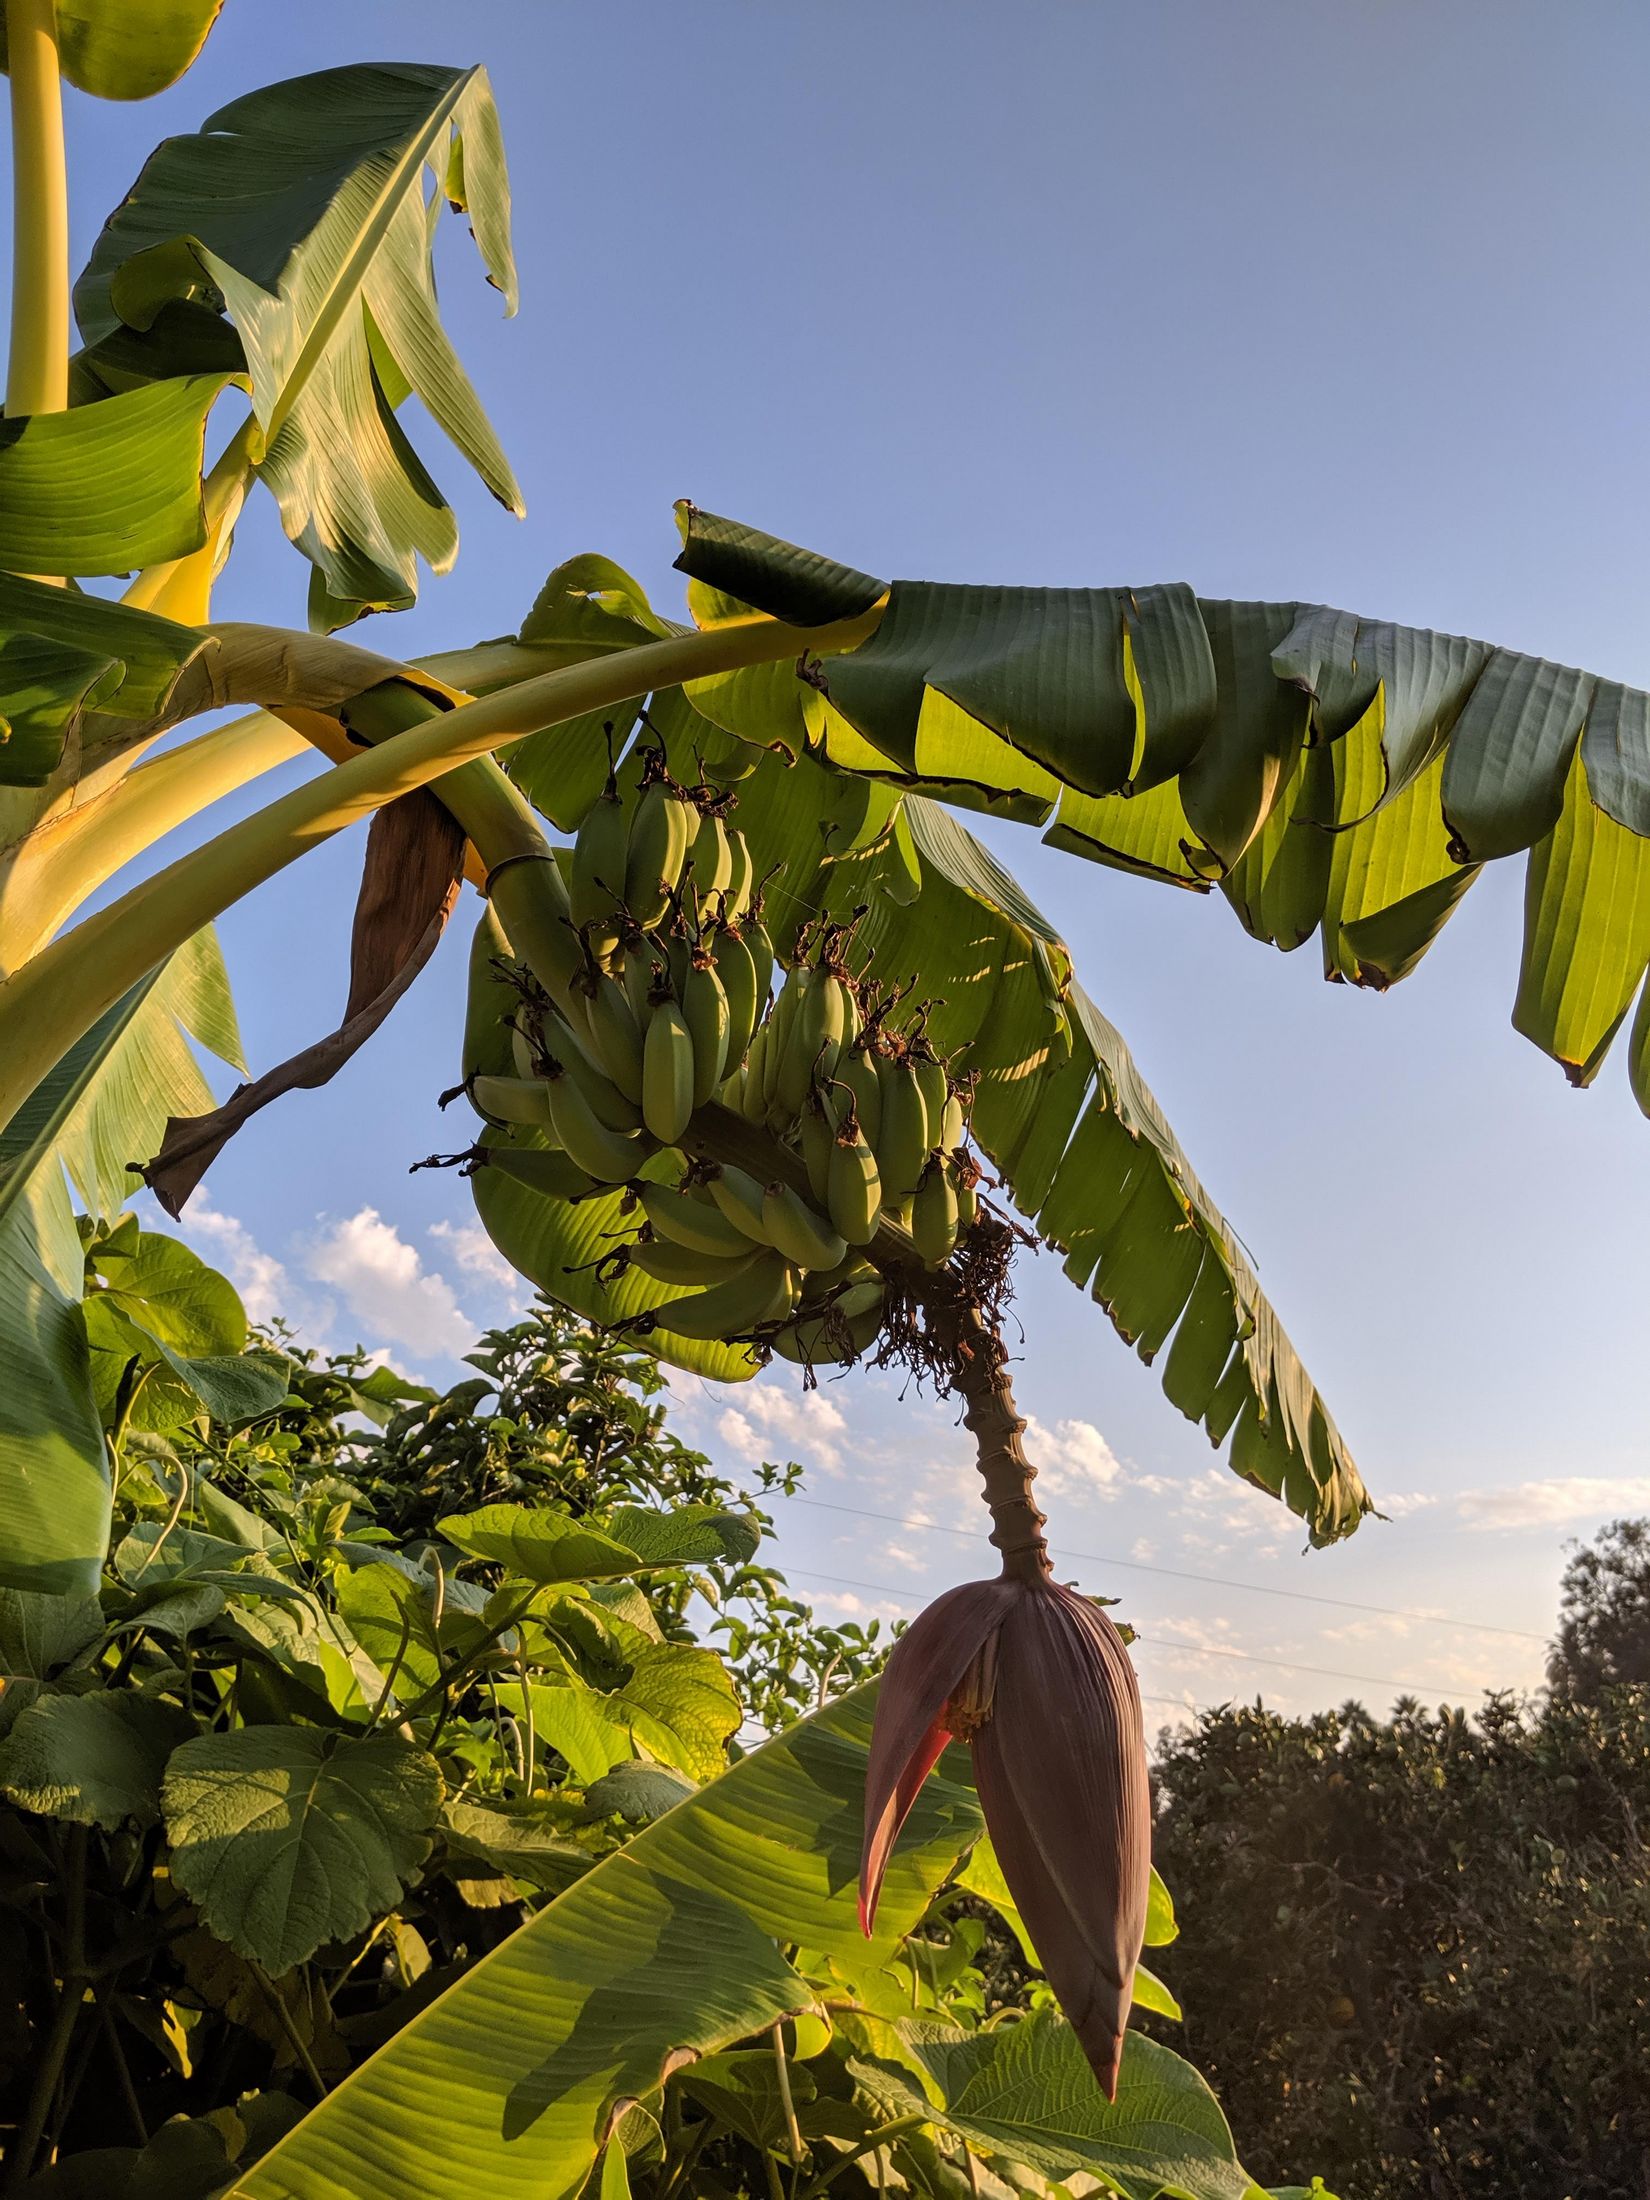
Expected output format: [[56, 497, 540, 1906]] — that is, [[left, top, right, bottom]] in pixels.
[[0, 929, 242, 1594], [0, 0, 223, 100], [227, 1684, 979, 2200], [674, 511, 1650, 1108], [0, 373, 228, 578], [75, 63, 521, 626]]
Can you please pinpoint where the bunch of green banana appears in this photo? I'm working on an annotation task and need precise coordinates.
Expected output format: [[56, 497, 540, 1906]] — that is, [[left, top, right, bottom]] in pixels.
[[769, 1269, 886, 1365]]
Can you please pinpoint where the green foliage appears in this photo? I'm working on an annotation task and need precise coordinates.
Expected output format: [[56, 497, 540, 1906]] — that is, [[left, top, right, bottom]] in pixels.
[[0, 936, 241, 1594], [0, 1, 225, 103], [1147, 1688, 1650, 2199], [674, 509, 1650, 1111], [74, 62, 521, 626], [0, 373, 229, 577], [0, 1259, 1320, 2199], [1547, 1515, 1650, 1700]]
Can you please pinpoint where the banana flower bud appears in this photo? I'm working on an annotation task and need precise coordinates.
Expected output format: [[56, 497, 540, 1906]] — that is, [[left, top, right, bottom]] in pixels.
[[859, 1572, 1150, 2098]]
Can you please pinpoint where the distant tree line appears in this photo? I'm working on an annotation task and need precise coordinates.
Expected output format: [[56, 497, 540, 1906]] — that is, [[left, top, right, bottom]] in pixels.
[[1146, 1520, 1650, 2200]]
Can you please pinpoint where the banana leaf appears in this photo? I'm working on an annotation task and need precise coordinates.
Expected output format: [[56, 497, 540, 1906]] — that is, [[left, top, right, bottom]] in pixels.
[[75, 62, 521, 626], [0, 929, 241, 1593], [675, 510, 1650, 1112]]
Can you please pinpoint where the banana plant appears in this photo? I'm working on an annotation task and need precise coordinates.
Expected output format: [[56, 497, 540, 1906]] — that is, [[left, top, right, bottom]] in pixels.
[[0, 3, 1643, 2187]]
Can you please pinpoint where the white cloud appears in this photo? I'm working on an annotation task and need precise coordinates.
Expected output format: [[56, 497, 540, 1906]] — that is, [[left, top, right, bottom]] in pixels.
[[1025, 1414, 1123, 1498], [428, 1218, 527, 1300], [1379, 1491, 1437, 1518], [175, 1190, 289, 1329], [1454, 1476, 1650, 1530], [801, 1588, 908, 1624], [303, 1207, 475, 1362], [716, 1379, 848, 1470]]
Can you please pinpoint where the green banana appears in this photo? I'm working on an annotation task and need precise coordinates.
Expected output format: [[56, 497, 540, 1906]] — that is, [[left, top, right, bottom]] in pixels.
[[740, 1023, 772, 1124], [622, 945, 658, 1024], [939, 1087, 966, 1151], [623, 782, 693, 929], [642, 996, 695, 1143], [769, 1279, 885, 1365], [798, 968, 851, 1091], [543, 1010, 641, 1132], [637, 1179, 760, 1258], [664, 929, 693, 998], [798, 1251, 877, 1303], [838, 1048, 882, 1149], [954, 1164, 978, 1236], [471, 1073, 554, 1127], [682, 956, 731, 1108], [874, 1052, 929, 1200], [766, 977, 802, 1116], [761, 1180, 847, 1273], [711, 925, 761, 1065], [912, 1047, 949, 1148], [545, 1068, 654, 1182], [643, 1250, 799, 1341], [627, 1233, 762, 1288], [827, 1124, 882, 1246], [744, 918, 775, 1020], [580, 972, 646, 1104], [707, 1163, 777, 1248], [911, 1162, 961, 1268], [798, 1098, 835, 1208], [722, 829, 754, 923], [509, 1018, 539, 1081], [477, 1144, 600, 1203], [571, 788, 629, 951], [493, 854, 584, 1012], [689, 811, 733, 902]]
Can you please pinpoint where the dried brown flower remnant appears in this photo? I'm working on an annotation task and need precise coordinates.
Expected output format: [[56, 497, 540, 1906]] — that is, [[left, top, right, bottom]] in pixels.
[[860, 1572, 1150, 2099]]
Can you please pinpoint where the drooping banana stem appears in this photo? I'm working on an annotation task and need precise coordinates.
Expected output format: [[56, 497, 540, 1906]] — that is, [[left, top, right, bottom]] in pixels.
[[951, 1305, 1051, 1583], [0, 602, 884, 1139], [5, 0, 68, 420]]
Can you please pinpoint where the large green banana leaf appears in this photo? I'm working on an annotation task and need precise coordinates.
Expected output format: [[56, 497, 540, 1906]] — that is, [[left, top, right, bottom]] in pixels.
[[0, 928, 241, 1593], [228, 1683, 1256, 2200], [0, 0, 223, 100], [674, 510, 1650, 1111], [0, 372, 229, 578], [229, 1686, 977, 2200], [74, 63, 521, 627]]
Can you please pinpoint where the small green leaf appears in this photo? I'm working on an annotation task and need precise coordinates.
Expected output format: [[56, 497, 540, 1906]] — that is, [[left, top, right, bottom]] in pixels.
[[334, 1561, 443, 1702], [617, 1642, 742, 1784], [583, 1763, 696, 1824], [164, 1727, 443, 1973], [440, 1798, 587, 1895], [437, 1505, 647, 1582], [604, 1504, 762, 1568], [0, 1690, 194, 1828], [92, 1228, 247, 1357], [891, 2011, 1255, 2200], [0, 1585, 103, 1679]]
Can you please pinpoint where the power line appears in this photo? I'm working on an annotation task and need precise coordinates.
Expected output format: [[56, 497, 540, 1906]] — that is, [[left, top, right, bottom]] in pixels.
[[782, 1565, 1508, 1700], [767, 1491, 1546, 1644]]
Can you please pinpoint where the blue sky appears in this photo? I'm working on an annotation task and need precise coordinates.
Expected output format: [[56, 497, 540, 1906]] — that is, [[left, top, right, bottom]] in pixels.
[[39, 1, 1650, 1720]]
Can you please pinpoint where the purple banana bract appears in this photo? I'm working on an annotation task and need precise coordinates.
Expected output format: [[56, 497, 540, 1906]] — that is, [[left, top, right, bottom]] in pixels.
[[859, 1571, 1151, 2099]]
